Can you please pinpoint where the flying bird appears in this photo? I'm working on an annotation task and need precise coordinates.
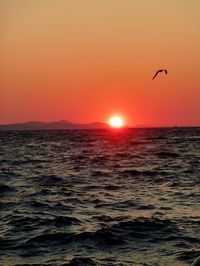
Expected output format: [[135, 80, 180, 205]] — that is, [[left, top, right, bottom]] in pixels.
[[152, 69, 168, 80]]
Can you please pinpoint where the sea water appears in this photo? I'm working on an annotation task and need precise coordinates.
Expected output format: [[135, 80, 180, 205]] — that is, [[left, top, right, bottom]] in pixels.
[[0, 128, 199, 265]]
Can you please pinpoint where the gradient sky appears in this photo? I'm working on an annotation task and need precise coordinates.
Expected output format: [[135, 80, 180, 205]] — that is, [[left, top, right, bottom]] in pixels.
[[1, 0, 200, 126]]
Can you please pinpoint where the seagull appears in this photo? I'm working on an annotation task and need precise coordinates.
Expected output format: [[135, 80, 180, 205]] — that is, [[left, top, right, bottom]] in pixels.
[[152, 69, 168, 80]]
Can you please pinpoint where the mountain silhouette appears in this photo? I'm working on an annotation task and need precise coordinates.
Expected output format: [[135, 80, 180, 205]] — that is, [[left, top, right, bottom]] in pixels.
[[0, 120, 110, 130]]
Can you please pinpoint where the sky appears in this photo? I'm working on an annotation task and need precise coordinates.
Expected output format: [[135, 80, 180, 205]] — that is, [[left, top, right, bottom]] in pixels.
[[1, 0, 200, 126]]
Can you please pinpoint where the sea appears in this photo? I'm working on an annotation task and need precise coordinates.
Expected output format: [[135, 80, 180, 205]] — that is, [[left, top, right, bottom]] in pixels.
[[0, 128, 200, 266]]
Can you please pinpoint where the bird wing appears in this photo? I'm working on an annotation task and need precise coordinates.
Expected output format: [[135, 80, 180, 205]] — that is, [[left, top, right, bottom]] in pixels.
[[164, 69, 168, 74], [152, 70, 160, 80]]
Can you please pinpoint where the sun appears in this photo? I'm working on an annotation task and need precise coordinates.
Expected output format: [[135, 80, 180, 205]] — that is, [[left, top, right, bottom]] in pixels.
[[109, 116, 124, 128]]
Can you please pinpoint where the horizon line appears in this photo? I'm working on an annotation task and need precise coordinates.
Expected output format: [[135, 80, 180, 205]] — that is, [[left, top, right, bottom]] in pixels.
[[0, 119, 200, 128]]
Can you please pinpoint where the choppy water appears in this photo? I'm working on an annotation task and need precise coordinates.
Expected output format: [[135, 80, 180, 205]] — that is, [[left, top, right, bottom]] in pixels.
[[0, 128, 200, 266]]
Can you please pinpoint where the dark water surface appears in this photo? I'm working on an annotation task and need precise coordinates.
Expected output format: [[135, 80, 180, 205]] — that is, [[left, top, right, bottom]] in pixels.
[[0, 128, 200, 266]]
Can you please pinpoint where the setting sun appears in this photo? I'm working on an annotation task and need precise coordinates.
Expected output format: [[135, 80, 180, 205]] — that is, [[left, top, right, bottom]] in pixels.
[[109, 116, 124, 128]]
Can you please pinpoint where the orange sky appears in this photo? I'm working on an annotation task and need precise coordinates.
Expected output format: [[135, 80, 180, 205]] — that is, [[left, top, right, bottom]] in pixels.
[[1, 0, 200, 126]]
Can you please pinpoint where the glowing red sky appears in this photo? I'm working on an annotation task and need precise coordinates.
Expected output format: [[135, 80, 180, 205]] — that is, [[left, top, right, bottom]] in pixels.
[[1, 1, 200, 126]]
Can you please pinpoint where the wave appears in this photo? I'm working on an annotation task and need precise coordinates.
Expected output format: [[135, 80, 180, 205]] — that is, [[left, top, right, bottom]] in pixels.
[[36, 175, 64, 186], [121, 169, 167, 177], [177, 249, 200, 263], [111, 217, 176, 232], [9, 215, 81, 229], [75, 228, 125, 245], [102, 185, 121, 190], [67, 257, 96, 266], [95, 200, 155, 211], [19, 227, 125, 249], [0, 184, 16, 194], [16, 217, 178, 249], [155, 151, 180, 158]]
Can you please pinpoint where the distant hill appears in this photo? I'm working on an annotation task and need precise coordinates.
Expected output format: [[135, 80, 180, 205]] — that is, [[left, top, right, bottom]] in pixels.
[[0, 120, 110, 130]]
